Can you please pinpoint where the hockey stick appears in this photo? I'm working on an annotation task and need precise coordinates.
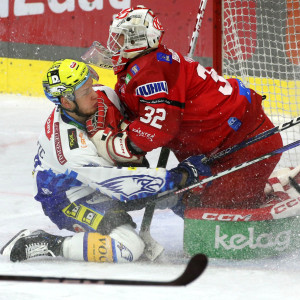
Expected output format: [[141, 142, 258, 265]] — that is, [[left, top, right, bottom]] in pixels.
[[121, 138, 300, 212], [176, 138, 300, 195], [139, 0, 209, 261], [0, 253, 207, 286], [187, 0, 208, 57], [202, 116, 300, 165], [139, 147, 170, 261]]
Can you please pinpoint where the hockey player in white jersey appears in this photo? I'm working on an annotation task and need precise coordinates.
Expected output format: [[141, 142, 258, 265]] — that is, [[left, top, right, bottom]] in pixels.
[[1, 59, 211, 263]]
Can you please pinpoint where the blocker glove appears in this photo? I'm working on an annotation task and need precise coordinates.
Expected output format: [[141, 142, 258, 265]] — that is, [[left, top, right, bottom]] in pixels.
[[172, 155, 212, 188], [86, 91, 146, 165]]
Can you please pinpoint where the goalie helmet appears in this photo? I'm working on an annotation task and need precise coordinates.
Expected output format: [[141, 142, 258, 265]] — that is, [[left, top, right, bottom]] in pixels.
[[42, 59, 98, 105], [107, 5, 164, 73]]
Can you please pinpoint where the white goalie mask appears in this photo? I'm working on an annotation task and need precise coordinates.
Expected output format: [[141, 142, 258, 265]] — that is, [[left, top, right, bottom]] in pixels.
[[107, 6, 164, 73]]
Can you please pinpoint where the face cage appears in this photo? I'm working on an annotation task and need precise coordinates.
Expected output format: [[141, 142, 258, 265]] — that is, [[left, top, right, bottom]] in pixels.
[[107, 26, 149, 65]]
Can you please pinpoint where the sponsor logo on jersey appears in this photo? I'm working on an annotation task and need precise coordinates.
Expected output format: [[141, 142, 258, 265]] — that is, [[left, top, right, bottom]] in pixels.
[[45, 109, 55, 140], [132, 127, 155, 142], [41, 188, 52, 195], [79, 132, 87, 148], [156, 52, 172, 64], [97, 175, 165, 199], [73, 224, 85, 232], [130, 64, 140, 75], [228, 117, 242, 131], [125, 73, 132, 84], [68, 128, 79, 150], [139, 97, 185, 108], [54, 122, 67, 165], [82, 209, 97, 226], [136, 81, 168, 97], [63, 203, 81, 218], [214, 225, 291, 251]]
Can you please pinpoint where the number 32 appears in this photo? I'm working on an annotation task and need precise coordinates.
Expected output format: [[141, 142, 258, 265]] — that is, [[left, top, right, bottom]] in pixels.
[[140, 106, 166, 129]]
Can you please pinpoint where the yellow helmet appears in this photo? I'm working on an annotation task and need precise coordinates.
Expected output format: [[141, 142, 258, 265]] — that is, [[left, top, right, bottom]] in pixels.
[[42, 59, 98, 104]]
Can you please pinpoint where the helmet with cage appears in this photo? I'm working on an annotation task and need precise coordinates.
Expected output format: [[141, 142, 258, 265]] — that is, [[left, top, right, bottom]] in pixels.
[[107, 5, 164, 73], [42, 59, 98, 105]]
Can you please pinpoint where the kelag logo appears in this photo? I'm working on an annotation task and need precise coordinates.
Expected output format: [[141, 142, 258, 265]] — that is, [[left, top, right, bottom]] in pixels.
[[214, 225, 291, 251]]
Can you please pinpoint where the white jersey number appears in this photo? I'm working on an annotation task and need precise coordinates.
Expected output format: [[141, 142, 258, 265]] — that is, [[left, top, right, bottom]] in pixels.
[[197, 65, 233, 95], [140, 106, 166, 129]]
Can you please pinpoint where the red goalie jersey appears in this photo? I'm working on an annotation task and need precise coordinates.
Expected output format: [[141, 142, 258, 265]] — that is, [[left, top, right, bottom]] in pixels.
[[115, 45, 283, 208]]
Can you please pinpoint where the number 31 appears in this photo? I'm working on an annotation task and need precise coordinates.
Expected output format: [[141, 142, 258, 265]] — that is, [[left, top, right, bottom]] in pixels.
[[140, 106, 166, 129]]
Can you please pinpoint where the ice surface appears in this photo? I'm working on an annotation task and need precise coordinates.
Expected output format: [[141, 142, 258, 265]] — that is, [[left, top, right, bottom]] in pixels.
[[0, 94, 300, 300]]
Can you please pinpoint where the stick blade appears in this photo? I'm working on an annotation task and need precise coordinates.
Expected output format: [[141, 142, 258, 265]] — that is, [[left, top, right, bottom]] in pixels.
[[167, 253, 208, 286]]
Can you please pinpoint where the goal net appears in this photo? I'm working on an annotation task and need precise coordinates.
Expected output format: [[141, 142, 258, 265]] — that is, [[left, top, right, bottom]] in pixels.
[[220, 0, 300, 167]]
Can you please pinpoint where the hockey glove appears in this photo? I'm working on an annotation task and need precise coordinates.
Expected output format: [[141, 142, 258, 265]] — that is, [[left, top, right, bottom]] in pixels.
[[89, 127, 146, 165], [86, 92, 146, 165], [172, 155, 212, 189]]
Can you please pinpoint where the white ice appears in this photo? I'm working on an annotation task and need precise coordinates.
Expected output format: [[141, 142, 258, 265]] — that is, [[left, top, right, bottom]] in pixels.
[[0, 94, 300, 300]]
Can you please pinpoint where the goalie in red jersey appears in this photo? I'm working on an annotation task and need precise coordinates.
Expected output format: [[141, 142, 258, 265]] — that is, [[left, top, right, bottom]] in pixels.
[[82, 5, 283, 210]]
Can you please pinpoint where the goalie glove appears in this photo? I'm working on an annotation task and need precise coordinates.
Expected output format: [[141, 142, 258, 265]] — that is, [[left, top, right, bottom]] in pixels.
[[89, 127, 146, 165], [86, 91, 146, 165]]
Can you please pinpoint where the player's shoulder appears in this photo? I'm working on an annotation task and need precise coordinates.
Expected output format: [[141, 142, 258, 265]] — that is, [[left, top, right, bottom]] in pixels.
[[132, 45, 182, 71], [125, 46, 183, 87]]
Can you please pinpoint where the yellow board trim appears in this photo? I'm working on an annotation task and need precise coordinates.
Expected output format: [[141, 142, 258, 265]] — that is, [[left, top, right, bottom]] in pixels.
[[1, 57, 299, 118], [0, 57, 116, 96], [225, 75, 300, 117]]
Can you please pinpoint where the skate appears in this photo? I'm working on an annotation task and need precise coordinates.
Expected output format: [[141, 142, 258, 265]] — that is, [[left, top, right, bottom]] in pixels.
[[0, 229, 66, 262]]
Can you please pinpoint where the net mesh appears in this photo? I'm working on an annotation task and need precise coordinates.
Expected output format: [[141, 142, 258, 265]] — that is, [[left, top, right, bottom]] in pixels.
[[222, 0, 300, 167]]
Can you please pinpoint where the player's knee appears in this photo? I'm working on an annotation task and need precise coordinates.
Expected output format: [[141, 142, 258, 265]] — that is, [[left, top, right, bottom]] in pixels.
[[110, 224, 145, 262], [62, 225, 144, 263]]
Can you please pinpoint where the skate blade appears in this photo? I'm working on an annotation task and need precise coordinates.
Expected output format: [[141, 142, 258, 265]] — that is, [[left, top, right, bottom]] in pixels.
[[0, 229, 31, 256]]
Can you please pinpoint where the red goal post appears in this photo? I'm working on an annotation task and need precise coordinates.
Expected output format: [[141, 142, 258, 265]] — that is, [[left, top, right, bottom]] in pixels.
[[213, 0, 300, 168]]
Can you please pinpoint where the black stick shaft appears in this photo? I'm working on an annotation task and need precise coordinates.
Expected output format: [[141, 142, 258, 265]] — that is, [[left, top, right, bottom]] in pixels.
[[0, 253, 207, 286], [140, 147, 170, 233]]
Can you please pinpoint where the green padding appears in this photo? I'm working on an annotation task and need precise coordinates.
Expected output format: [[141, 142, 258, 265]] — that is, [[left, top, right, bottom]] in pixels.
[[184, 217, 300, 259]]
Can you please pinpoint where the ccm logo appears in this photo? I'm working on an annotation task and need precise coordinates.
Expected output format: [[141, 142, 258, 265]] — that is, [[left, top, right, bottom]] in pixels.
[[201, 213, 252, 222], [274, 198, 300, 214]]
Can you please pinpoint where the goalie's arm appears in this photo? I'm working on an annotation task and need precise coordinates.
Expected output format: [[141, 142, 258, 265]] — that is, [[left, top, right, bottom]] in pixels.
[[86, 88, 146, 165], [89, 126, 146, 165]]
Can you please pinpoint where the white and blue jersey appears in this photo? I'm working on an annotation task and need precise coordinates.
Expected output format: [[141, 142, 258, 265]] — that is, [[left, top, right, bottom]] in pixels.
[[33, 86, 181, 232]]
